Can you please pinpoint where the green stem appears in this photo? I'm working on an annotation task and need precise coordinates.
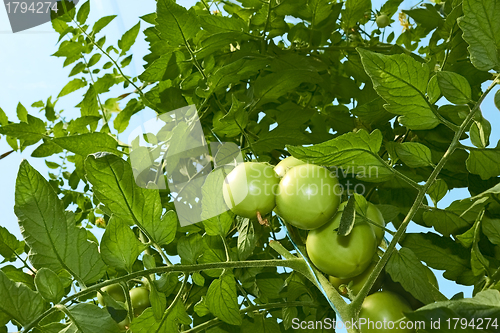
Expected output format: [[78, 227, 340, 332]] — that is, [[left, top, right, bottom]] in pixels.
[[349, 78, 499, 318]]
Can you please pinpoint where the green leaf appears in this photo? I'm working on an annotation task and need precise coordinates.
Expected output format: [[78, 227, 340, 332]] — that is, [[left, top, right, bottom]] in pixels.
[[156, 0, 199, 45], [94, 74, 123, 94], [288, 129, 394, 182], [80, 85, 100, 117], [427, 179, 448, 206], [44, 97, 57, 122], [427, 75, 441, 104], [482, 216, 500, 245], [66, 303, 122, 333], [58, 78, 87, 98], [51, 17, 69, 34], [220, 95, 248, 130], [14, 160, 106, 284], [422, 198, 482, 237], [206, 272, 242, 325], [342, 0, 371, 28], [194, 297, 210, 317], [402, 233, 476, 285], [201, 167, 234, 237], [0, 115, 46, 145], [470, 115, 491, 149], [88, 54, 101, 67], [31, 140, 64, 158], [85, 154, 171, 247], [100, 218, 144, 273], [199, 15, 247, 33], [338, 195, 356, 236], [52, 40, 84, 67], [466, 147, 500, 180], [76, 1, 90, 25], [380, 0, 404, 18], [253, 69, 321, 107], [394, 142, 433, 168], [237, 217, 255, 261], [67, 116, 101, 135], [92, 15, 117, 34], [458, 0, 500, 72], [17, 102, 28, 123], [406, 290, 500, 332], [192, 272, 205, 287], [113, 98, 144, 133], [1, 265, 33, 290], [34, 267, 65, 303], [149, 284, 167, 321], [198, 236, 226, 277], [386, 248, 446, 305], [177, 233, 203, 265], [118, 22, 141, 55], [0, 107, 8, 126], [158, 211, 178, 246], [0, 270, 45, 326], [139, 52, 186, 82], [494, 90, 500, 111], [130, 303, 191, 333], [251, 103, 314, 151], [436, 71, 472, 105], [52, 133, 119, 157], [0, 226, 21, 262], [358, 48, 439, 130]]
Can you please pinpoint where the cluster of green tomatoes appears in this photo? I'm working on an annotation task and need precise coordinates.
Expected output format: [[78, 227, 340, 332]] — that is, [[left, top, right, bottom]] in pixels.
[[223, 157, 433, 332], [97, 284, 150, 330]]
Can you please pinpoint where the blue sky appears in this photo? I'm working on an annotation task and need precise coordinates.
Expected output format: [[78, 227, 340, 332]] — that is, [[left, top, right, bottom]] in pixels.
[[1, 0, 499, 331]]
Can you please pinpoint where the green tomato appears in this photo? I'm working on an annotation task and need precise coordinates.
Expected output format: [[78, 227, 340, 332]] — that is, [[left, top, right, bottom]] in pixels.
[[329, 259, 384, 296], [223, 162, 279, 219], [306, 211, 377, 278], [117, 316, 130, 331], [376, 14, 390, 28], [383, 266, 438, 310], [130, 287, 151, 316], [359, 291, 414, 333], [274, 156, 306, 177], [97, 284, 126, 306], [276, 164, 341, 230], [338, 200, 386, 243]]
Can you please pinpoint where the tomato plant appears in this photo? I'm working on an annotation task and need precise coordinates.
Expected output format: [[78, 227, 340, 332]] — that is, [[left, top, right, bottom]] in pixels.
[[306, 211, 377, 278], [276, 164, 341, 230], [1, 0, 500, 332], [223, 162, 279, 219], [359, 291, 414, 333]]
